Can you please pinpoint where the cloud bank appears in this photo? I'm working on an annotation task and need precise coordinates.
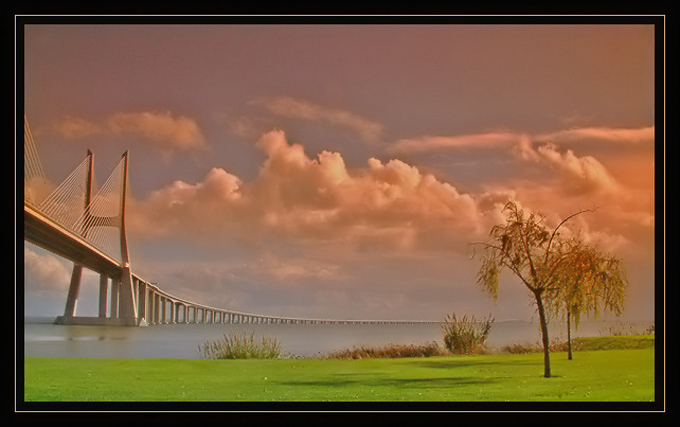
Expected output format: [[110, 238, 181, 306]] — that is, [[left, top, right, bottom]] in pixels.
[[129, 130, 498, 254], [129, 124, 653, 261]]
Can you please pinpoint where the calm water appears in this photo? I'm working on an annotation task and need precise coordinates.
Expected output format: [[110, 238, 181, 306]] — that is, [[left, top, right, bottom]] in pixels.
[[22, 317, 652, 359]]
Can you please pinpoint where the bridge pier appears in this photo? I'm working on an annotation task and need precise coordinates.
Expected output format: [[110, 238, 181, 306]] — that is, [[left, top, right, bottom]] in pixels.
[[174, 303, 181, 323], [55, 268, 146, 326], [110, 280, 120, 321], [160, 297, 167, 324], [137, 280, 146, 322], [98, 274, 108, 318], [62, 264, 83, 320]]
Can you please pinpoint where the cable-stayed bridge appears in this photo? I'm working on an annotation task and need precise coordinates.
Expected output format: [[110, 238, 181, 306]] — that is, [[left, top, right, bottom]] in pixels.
[[23, 118, 439, 327]]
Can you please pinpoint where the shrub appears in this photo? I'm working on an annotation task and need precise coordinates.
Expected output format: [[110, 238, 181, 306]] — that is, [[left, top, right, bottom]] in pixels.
[[501, 335, 655, 354], [500, 341, 544, 354], [324, 342, 446, 359], [200, 331, 282, 359], [502, 339, 572, 354], [599, 323, 655, 337], [441, 313, 494, 355]]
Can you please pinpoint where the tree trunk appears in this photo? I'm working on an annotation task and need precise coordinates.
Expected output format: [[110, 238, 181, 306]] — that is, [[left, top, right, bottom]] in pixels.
[[535, 292, 552, 378], [567, 310, 573, 360]]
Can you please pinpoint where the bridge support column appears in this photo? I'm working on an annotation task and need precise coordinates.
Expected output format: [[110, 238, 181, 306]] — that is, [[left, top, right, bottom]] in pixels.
[[110, 279, 120, 320], [62, 264, 83, 319], [146, 291, 154, 325], [98, 274, 108, 318], [116, 267, 139, 326], [137, 281, 146, 323], [153, 294, 160, 324], [179, 304, 187, 323], [160, 297, 167, 324], [153, 293, 159, 324]]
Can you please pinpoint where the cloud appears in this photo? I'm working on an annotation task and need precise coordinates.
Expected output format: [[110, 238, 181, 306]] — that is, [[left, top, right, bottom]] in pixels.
[[129, 166, 243, 238], [53, 111, 206, 155], [129, 130, 492, 253], [390, 126, 640, 198], [24, 246, 71, 292], [517, 140, 621, 196], [127, 127, 653, 298], [53, 115, 104, 138], [258, 255, 340, 283], [107, 111, 206, 153], [389, 126, 653, 155], [388, 132, 527, 154], [255, 96, 384, 143], [535, 126, 655, 145]]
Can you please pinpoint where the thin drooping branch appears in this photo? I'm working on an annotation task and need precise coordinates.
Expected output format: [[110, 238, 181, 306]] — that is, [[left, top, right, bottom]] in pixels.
[[544, 208, 596, 264]]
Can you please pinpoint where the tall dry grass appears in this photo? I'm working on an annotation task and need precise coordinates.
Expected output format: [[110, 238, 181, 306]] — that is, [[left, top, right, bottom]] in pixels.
[[441, 313, 494, 355], [199, 332, 282, 359]]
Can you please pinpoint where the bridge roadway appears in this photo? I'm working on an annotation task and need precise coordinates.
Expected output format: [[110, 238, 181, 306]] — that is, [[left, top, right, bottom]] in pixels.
[[24, 203, 441, 326]]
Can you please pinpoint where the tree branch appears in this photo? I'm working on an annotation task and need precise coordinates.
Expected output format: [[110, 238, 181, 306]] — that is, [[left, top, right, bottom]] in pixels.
[[545, 208, 596, 263]]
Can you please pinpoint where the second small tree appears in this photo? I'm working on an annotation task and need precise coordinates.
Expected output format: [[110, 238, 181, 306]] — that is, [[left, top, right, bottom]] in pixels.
[[547, 239, 628, 360]]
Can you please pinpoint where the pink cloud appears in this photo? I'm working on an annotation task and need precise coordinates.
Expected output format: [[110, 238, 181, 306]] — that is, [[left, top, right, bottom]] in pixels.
[[128, 127, 653, 266], [24, 247, 71, 292], [107, 111, 206, 153], [534, 142, 620, 195], [53, 111, 206, 155], [53, 115, 104, 138], [129, 130, 490, 252], [256, 96, 384, 143], [536, 126, 654, 145], [388, 126, 654, 155], [388, 132, 525, 154]]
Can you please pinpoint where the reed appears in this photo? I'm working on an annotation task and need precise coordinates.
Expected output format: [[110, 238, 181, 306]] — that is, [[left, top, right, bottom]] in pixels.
[[199, 331, 282, 359], [441, 313, 494, 355]]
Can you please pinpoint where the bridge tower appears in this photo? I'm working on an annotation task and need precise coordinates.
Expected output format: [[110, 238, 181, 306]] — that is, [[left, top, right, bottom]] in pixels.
[[53, 151, 140, 326]]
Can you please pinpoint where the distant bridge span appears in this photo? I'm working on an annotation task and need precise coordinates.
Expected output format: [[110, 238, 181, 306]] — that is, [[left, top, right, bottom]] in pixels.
[[22, 118, 439, 326]]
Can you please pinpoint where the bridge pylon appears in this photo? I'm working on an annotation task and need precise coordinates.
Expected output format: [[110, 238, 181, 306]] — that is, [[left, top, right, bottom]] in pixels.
[[53, 151, 142, 326]]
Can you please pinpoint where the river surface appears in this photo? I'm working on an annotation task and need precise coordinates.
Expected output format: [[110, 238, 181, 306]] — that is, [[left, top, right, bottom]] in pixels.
[[22, 317, 652, 359]]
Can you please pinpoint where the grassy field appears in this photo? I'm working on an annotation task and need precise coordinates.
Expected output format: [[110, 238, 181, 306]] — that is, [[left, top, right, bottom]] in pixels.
[[22, 337, 656, 404]]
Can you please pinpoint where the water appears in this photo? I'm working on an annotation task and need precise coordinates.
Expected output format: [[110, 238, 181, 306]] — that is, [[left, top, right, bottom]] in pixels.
[[22, 317, 653, 359]]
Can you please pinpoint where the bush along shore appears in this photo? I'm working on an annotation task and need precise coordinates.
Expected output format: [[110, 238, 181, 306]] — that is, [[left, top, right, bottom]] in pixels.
[[198, 330, 654, 360]]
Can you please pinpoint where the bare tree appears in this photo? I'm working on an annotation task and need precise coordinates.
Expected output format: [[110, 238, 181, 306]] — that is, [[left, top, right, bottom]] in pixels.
[[547, 239, 628, 359], [474, 201, 592, 378]]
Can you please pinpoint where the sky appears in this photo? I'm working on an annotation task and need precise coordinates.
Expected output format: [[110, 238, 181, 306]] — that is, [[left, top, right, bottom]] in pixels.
[[21, 20, 659, 323]]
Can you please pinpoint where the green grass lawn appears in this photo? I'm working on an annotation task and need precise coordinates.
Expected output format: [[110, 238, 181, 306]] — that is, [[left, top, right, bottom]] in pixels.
[[23, 346, 654, 403]]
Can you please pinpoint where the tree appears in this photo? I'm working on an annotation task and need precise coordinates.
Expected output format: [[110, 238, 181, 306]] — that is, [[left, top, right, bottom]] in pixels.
[[474, 201, 591, 378], [547, 239, 628, 359]]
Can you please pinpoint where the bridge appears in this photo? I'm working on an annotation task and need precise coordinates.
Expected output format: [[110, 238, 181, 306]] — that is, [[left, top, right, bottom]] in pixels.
[[23, 118, 440, 327]]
